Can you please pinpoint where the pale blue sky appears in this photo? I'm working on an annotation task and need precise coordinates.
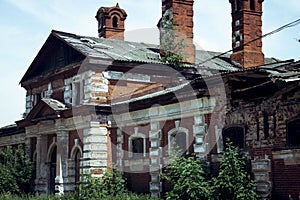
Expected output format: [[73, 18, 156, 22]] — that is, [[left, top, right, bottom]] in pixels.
[[0, 0, 299, 127]]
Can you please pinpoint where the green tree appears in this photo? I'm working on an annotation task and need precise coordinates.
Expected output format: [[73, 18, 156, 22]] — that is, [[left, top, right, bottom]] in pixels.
[[161, 155, 210, 200], [210, 140, 260, 200], [0, 145, 34, 194]]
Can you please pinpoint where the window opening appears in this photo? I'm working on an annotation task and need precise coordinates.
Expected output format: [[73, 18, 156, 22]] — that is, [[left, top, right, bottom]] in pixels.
[[113, 16, 118, 28], [222, 126, 245, 149], [287, 119, 300, 147]]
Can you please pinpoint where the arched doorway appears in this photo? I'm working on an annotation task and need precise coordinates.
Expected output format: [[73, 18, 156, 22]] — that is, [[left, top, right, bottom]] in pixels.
[[74, 149, 81, 185], [49, 146, 57, 194]]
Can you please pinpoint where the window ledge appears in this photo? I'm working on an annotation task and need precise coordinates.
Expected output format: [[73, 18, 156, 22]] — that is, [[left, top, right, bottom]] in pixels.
[[272, 148, 300, 165]]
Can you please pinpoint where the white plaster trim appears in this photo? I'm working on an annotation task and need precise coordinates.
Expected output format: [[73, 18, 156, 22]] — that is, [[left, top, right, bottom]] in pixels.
[[70, 139, 83, 159], [128, 128, 146, 158], [47, 138, 57, 162]]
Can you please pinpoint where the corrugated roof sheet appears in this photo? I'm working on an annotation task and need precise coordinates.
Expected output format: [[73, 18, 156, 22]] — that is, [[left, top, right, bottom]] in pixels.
[[53, 31, 239, 71], [54, 30, 289, 76]]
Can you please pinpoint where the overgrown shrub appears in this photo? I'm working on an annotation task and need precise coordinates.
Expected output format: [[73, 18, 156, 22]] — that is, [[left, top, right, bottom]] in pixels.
[[161, 154, 210, 200], [78, 169, 127, 199], [210, 140, 260, 200], [162, 141, 260, 200], [0, 145, 34, 194]]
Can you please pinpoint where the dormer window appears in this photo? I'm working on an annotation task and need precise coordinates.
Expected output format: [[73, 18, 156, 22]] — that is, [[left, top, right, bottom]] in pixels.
[[112, 16, 118, 28]]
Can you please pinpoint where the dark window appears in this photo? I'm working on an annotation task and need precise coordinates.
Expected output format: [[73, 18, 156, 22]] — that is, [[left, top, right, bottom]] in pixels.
[[273, 113, 277, 137], [74, 82, 81, 105], [250, 0, 255, 10], [256, 117, 260, 141], [235, 0, 241, 12], [49, 146, 57, 194], [263, 111, 269, 139], [113, 16, 118, 28], [74, 149, 81, 185], [132, 138, 144, 158], [223, 126, 245, 149], [36, 93, 41, 103], [287, 119, 300, 147]]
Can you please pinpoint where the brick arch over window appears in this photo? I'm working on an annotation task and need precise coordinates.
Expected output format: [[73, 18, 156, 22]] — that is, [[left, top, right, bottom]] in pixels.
[[168, 127, 189, 155], [287, 119, 300, 147], [222, 126, 245, 150]]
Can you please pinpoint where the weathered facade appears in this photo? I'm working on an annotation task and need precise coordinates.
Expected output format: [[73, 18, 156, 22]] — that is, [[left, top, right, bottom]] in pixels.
[[1, 1, 300, 200]]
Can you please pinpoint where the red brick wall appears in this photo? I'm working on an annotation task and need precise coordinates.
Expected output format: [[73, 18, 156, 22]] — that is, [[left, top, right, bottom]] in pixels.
[[229, 0, 264, 67], [272, 159, 300, 200]]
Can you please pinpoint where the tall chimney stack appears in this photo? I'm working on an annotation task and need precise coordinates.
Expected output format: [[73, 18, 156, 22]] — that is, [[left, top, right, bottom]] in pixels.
[[229, 0, 265, 68], [159, 0, 195, 64], [96, 3, 127, 40]]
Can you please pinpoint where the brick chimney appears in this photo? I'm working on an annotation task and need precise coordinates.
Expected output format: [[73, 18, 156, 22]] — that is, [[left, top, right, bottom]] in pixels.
[[96, 3, 127, 40], [229, 0, 265, 68], [159, 0, 195, 64]]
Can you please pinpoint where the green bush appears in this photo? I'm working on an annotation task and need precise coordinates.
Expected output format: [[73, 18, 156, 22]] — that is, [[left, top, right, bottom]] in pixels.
[[0, 193, 156, 200], [78, 169, 127, 199], [0, 145, 34, 195], [210, 140, 260, 200], [161, 141, 260, 200], [161, 154, 210, 200]]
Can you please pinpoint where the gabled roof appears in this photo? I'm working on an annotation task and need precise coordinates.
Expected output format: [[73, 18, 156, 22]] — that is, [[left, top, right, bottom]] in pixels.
[[16, 98, 68, 126], [21, 30, 286, 84]]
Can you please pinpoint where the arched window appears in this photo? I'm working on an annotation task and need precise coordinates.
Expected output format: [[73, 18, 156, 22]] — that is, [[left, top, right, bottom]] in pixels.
[[222, 126, 245, 149], [168, 127, 189, 156], [49, 146, 57, 194], [74, 149, 81, 185], [171, 132, 187, 154], [250, 0, 255, 10], [112, 16, 118, 28], [32, 151, 37, 184], [287, 119, 300, 147]]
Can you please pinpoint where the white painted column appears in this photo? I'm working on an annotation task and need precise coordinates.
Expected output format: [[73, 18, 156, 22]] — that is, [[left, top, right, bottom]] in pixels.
[[55, 130, 69, 195], [149, 121, 161, 198], [35, 135, 48, 195], [116, 128, 124, 170], [82, 122, 108, 177], [193, 115, 207, 159]]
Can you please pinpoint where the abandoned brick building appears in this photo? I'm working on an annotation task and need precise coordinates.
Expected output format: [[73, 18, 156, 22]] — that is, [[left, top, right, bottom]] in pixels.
[[1, 1, 300, 199]]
